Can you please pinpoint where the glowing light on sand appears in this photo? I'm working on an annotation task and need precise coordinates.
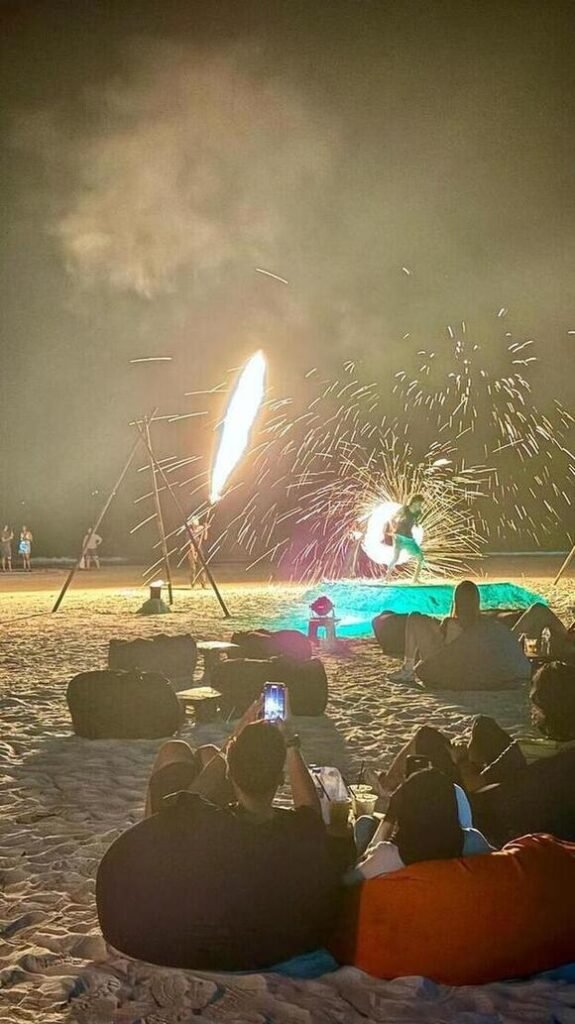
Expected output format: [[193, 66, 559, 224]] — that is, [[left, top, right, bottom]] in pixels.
[[362, 501, 424, 567], [210, 351, 266, 504]]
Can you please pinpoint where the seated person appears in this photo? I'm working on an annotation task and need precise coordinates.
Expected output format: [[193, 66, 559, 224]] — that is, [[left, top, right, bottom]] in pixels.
[[372, 719, 526, 801], [511, 603, 575, 663], [390, 579, 481, 683], [98, 705, 340, 970], [145, 699, 321, 820], [530, 661, 575, 742], [346, 768, 493, 884]]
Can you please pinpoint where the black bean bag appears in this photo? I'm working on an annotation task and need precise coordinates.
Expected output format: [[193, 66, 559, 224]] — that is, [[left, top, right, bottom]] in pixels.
[[416, 619, 531, 690], [67, 669, 185, 739], [212, 656, 328, 717], [108, 634, 197, 685], [96, 791, 339, 970], [471, 746, 575, 847], [230, 629, 312, 661], [372, 613, 409, 656]]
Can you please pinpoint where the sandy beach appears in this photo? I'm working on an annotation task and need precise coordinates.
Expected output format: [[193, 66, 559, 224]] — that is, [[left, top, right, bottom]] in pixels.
[[1, 564, 574, 1022]]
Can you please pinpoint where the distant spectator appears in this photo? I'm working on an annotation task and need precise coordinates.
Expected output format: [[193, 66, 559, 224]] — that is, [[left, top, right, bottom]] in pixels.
[[19, 526, 33, 571], [83, 528, 103, 570], [1, 525, 13, 571]]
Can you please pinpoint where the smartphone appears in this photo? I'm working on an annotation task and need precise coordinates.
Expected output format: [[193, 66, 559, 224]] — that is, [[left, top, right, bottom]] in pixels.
[[263, 682, 286, 722], [405, 754, 431, 777]]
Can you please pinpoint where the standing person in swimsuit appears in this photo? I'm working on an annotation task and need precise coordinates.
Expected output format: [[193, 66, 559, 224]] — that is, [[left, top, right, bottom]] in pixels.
[[386, 494, 424, 583], [1, 525, 13, 571], [19, 525, 33, 571]]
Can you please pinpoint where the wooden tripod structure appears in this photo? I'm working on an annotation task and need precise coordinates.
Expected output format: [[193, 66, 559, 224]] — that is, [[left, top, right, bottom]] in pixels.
[[52, 415, 230, 617]]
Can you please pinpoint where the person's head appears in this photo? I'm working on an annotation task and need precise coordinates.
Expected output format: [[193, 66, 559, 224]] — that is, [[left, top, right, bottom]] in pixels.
[[226, 721, 286, 807], [453, 580, 481, 629], [389, 767, 464, 866], [530, 662, 575, 741], [408, 494, 424, 513], [468, 715, 513, 767], [413, 725, 456, 781]]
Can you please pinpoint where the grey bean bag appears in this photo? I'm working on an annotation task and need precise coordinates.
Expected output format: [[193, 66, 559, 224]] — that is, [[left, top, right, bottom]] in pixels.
[[416, 619, 531, 690]]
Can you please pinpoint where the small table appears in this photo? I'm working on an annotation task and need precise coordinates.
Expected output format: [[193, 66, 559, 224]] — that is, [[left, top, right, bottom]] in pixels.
[[196, 640, 239, 685], [178, 686, 222, 723]]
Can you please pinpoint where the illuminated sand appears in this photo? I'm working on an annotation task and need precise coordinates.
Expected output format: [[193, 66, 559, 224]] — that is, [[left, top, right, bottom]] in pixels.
[[0, 569, 573, 1022]]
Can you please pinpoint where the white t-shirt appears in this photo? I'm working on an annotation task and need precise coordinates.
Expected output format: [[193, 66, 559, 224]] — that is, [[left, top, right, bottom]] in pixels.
[[355, 827, 494, 882]]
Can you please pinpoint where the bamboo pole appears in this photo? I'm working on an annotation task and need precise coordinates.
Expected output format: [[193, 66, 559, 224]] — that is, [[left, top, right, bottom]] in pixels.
[[135, 422, 231, 619], [51, 434, 143, 613], [553, 541, 575, 586], [144, 417, 174, 604]]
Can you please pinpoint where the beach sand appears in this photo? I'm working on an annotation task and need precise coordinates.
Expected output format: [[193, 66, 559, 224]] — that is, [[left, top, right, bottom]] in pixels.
[[1, 566, 574, 1022]]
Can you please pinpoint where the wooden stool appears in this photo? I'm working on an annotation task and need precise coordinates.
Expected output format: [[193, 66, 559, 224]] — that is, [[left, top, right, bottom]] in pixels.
[[308, 616, 339, 646]]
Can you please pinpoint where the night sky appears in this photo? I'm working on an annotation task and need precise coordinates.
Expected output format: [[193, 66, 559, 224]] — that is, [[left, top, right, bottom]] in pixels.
[[1, 0, 573, 557]]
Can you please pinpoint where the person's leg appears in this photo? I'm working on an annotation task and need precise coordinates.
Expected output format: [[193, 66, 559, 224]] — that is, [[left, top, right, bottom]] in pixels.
[[93, 553, 100, 569], [391, 613, 443, 681], [145, 739, 199, 817], [513, 603, 569, 641], [385, 538, 402, 581], [354, 815, 379, 857], [145, 740, 232, 817], [412, 543, 424, 583]]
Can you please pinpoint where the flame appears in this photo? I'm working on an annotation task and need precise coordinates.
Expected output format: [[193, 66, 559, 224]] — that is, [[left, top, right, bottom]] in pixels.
[[210, 351, 266, 504], [362, 501, 424, 566]]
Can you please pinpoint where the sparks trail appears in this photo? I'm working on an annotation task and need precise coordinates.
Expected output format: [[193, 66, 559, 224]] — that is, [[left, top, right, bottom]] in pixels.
[[394, 317, 574, 544]]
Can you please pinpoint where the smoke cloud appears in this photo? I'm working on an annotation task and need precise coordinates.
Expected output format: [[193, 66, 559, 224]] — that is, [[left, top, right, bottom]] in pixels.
[[23, 39, 337, 296]]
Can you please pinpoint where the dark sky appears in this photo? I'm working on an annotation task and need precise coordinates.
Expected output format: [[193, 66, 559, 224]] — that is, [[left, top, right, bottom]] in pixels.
[[0, 0, 573, 556]]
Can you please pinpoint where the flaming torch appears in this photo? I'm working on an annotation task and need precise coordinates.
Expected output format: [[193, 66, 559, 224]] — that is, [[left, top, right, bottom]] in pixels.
[[210, 350, 267, 504]]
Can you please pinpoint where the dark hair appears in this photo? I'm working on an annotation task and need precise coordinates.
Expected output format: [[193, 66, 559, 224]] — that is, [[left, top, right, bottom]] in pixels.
[[390, 767, 464, 866], [530, 662, 575, 742], [453, 580, 481, 630], [413, 725, 456, 781], [409, 494, 424, 506], [226, 722, 286, 796]]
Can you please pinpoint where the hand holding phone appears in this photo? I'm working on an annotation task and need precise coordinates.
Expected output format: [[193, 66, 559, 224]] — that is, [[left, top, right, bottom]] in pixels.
[[263, 682, 286, 722]]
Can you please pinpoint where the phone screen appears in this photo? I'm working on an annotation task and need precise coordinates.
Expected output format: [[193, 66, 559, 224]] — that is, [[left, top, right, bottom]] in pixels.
[[263, 683, 286, 721]]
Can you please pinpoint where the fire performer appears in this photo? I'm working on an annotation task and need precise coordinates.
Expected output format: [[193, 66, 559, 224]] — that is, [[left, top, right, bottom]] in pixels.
[[385, 494, 425, 583], [187, 516, 209, 589]]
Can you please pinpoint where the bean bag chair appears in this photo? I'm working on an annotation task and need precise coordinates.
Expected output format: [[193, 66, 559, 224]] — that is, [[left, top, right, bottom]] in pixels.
[[471, 746, 575, 846], [372, 612, 409, 656], [416, 618, 531, 690], [212, 656, 328, 717], [230, 629, 312, 662], [330, 834, 575, 984], [108, 634, 197, 685], [96, 791, 339, 970], [67, 669, 185, 739]]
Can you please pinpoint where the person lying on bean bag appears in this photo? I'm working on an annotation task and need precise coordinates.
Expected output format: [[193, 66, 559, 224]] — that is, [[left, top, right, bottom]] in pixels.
[[345, 767, 493, 884], [97, 705, 341, 971]]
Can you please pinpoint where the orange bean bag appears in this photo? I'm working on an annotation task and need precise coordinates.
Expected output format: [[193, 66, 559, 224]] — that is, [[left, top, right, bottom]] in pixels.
[[330, 834, 575, 985]]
